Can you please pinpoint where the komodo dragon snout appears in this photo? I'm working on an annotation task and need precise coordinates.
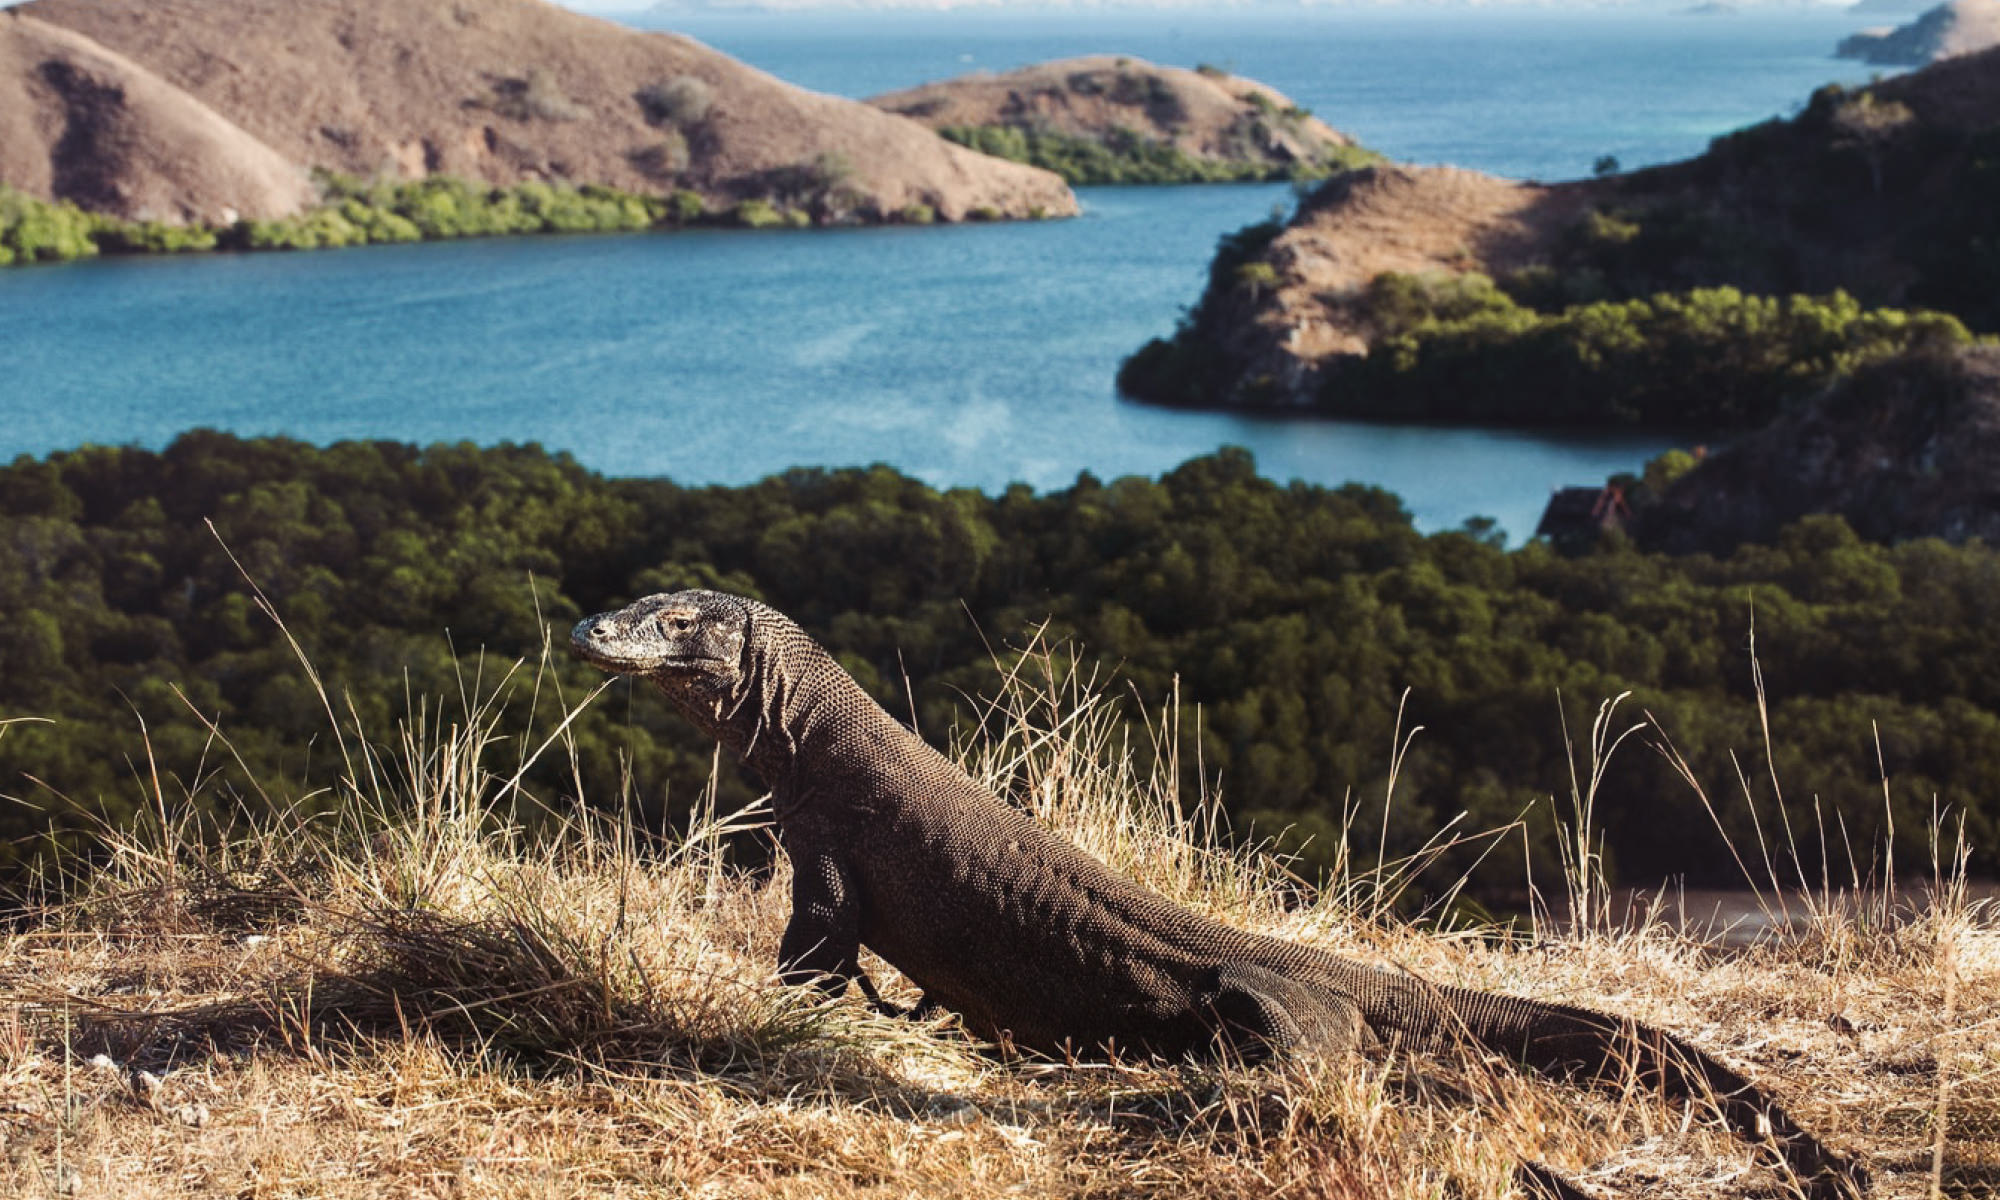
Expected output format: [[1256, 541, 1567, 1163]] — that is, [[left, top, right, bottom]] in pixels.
[[572, 590, 749, 696], [570, 589, 1867, 1199]]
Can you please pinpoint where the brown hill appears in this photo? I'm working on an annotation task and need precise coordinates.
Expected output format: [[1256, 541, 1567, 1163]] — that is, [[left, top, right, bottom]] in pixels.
[[16, 0, 1075, 223], [1125, 45, 2000, 410], [0, 11, 312, 223], [869, 56, 1361, 178], [1628, 346, 2000, 552]]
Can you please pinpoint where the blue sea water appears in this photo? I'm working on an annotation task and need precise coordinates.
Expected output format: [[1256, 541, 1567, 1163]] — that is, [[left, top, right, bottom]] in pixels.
[[0, 8, 1884, 542], [649, 7, 1872, 182]]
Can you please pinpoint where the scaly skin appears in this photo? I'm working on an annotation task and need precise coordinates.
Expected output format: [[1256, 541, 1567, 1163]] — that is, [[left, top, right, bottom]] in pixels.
[[572, 589, 1865, 1197]]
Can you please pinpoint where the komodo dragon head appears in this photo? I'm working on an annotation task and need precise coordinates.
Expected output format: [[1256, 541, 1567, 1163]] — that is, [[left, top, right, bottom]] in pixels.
[[570, 589, 831, 763], [570, 589, 751, 703]]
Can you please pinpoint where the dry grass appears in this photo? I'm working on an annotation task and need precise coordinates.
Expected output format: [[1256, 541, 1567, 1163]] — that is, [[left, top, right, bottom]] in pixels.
[[0, 638, 1990, 1200]]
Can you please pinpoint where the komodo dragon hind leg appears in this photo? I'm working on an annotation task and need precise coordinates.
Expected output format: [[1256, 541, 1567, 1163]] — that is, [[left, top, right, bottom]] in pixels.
[[1205, 962, 1372, 1061]]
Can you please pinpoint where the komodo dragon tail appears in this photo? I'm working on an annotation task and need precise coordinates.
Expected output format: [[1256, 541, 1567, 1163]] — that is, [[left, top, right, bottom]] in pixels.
[[1362, 972, 1864, 1196]]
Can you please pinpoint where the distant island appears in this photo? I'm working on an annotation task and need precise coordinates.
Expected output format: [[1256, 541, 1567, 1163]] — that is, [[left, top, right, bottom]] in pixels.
[[0, 0, 1076, 266], [869, 56, 1381, 185], [1836, 0, 2000, 65]]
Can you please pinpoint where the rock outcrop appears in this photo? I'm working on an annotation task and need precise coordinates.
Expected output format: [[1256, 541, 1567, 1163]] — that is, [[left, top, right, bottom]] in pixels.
[[870, 56, 1364, 180], [1169, 165, 1594, 406], [1629, 347, 2000, 553], [1837, 0, 2000, 66], [0, 11, 313, 222], [11, 0, 1075, 224]]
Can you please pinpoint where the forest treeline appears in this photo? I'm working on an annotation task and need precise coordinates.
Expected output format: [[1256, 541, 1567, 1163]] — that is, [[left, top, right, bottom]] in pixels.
[[1, 435, 1992, 896]]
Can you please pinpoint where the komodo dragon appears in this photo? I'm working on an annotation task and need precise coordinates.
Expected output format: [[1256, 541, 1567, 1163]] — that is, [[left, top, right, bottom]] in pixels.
[[572, 589, 1864, 1196]]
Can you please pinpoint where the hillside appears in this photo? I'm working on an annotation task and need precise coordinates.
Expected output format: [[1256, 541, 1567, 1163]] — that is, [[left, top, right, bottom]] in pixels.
[[1627, 345, 2000, 554], [1118, 47, 2000, 417], [0, 11, 311, 223], [869, 56, 1377, 184], [1838, 0, 2000, 66], [11, 0, 1075, 224]]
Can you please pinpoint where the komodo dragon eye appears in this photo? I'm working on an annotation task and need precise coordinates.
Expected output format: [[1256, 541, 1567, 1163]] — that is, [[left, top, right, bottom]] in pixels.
[[660, 613, 696, 634]]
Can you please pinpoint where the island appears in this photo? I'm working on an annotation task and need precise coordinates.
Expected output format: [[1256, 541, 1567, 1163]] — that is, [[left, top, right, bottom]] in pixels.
[[870, 56, 1379, 185]]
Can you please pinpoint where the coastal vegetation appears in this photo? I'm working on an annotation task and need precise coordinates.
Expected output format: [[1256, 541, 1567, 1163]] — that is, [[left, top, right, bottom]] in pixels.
[[0, 171, 986, 268], [1, 436, 1993, 899], [1121, 265, 1975, 425], [938, 123, 1380, 185]]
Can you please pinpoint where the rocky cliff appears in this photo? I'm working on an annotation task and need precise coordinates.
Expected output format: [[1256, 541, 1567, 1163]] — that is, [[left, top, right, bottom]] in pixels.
[[8, 0, 1075, 225]]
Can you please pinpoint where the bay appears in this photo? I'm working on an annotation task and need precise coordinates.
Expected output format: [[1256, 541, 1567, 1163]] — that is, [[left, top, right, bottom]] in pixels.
[[0, 8, 1882, 543]]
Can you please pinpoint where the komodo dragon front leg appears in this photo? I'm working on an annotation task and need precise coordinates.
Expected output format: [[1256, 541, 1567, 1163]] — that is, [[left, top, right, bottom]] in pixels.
[[572, 590, 1866, 1199], [775, 836, 932, 1018], [774, 841, 863, 991]]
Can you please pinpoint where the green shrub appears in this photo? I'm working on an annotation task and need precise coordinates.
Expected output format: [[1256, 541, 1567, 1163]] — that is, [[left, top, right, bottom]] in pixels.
[[1234, 261, 1280, 294], [731, 198, 783, 229], [666, 189, 707, 223], [898, 203, 937, 225], [1324, 277, 1973, 427], [90, 218, 219, 255], [636, 75, 713, 127], [0, 187, 100, 263], [630, 132, 692, 179], [486, 67, 587, 123]]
